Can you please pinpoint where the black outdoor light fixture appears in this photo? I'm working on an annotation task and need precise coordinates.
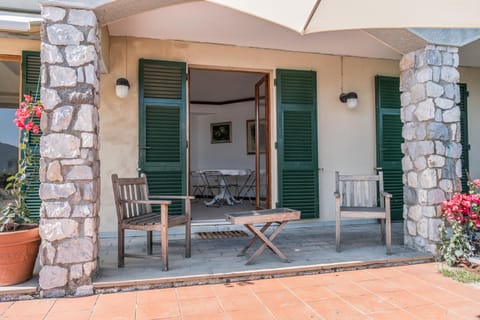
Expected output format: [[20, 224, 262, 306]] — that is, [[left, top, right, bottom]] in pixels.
[[339, 91, 358, 109]]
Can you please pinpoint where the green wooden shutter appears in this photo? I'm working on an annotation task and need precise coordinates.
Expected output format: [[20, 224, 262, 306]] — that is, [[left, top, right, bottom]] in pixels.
[[276, 69, 318, 219], [139, 59, 187, 214], [375, 76, 403, 220], [21, 51, 41, 220], [458, 83, 469, 192]]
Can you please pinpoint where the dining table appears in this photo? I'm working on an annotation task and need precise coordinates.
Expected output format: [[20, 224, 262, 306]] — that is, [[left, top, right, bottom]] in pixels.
[[194, 169, 252, 206]]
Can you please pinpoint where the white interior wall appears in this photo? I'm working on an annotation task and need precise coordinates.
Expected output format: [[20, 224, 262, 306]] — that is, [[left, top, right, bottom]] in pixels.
[[190, 101, 255, 171]]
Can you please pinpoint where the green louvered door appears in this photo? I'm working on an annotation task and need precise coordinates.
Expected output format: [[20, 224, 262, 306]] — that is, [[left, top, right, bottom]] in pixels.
[[276, 69, 318, 219], [375, 76, 403, 220], [139, 59, 187, 214], [458, 83, 470, 192], [21, 51, 41, 220]]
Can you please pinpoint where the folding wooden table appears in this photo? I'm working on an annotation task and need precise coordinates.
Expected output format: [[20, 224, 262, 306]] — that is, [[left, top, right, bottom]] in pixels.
[[225, 208, 301, 265]]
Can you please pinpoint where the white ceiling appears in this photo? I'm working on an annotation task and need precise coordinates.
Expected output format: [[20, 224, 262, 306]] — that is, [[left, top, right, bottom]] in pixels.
[[190, 69, 264, 103], [108, 1, 480, 67]]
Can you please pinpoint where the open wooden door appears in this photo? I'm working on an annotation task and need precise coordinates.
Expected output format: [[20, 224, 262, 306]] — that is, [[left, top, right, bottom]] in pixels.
[[254, 75, 270, 209]]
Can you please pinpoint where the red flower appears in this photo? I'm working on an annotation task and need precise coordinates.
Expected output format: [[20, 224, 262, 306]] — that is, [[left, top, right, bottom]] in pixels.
[[13, 95, 44, 133]]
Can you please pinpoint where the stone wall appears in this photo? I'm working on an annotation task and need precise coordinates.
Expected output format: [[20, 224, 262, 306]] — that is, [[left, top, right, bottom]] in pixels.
[[400, 45, 462, 253], [38, 5, 100, 297]]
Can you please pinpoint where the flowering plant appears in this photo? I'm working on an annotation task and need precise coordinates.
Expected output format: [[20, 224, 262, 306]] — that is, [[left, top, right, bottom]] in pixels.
[[439, 179, 480, 266], [0, 94, 43, 232]]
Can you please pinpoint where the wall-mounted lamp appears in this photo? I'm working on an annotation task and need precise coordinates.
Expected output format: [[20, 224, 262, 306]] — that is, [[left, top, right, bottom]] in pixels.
[[339, 56, 358, 109], [115, 77, 130, 98], [339, 92, 358, 109]]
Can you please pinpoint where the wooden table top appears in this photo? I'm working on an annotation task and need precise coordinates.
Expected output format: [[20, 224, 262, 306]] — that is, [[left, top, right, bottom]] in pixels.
[[225, 208, 301, 225]]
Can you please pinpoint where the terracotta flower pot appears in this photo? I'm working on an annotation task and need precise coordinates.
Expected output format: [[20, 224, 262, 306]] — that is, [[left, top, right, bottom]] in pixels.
[[0, 226, 40, 286]]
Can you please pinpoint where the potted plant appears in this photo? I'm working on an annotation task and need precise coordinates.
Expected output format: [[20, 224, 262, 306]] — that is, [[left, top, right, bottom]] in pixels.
[[0, 94, 43, 286]]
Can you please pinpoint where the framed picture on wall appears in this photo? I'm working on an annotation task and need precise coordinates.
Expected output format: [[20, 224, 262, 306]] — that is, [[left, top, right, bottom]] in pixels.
[[246, 119, 266, 154], [210, 121, 232, 143]]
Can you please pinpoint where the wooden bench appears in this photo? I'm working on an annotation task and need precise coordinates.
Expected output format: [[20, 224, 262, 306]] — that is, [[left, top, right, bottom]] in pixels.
[[334, 171, 392, 254], [225, 208, 301, 264], [111, 174, 194, 271]]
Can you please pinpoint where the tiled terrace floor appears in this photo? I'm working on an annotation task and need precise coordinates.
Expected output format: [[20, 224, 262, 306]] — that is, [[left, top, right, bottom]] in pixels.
[[1, 262, 479, 319]]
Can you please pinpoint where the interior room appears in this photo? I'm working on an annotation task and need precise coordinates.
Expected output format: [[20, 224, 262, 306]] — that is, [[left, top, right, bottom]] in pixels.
[[188, 68, 267, 222]]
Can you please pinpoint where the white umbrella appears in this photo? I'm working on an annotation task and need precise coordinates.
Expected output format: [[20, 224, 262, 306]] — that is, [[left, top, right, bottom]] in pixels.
[[207, 0, 480, 34]]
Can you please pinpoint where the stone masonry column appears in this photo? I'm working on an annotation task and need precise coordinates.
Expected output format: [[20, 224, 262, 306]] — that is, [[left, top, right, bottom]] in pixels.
[[38, 4, 100, 297], [400, 45, 462, 253]]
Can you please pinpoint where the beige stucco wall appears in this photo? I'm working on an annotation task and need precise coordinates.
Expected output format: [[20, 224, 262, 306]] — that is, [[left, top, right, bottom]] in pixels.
[[99, 36, 480, 233], [0, 38, 39, 56]]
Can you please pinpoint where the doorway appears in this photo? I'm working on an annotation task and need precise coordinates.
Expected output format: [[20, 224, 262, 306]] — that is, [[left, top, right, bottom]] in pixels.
[[188, 68, 270, 221]]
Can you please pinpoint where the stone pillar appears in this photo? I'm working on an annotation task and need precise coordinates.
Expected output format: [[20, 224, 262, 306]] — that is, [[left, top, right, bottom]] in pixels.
[[38, 5, 100, 297], [400, 45, 462, 253]]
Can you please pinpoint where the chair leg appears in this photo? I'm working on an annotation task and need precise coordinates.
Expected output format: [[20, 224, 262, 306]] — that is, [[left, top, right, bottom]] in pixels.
[[161, 223, 168, 271], [336, 214, 341, 252], [380, 218, 385, 243], [185, 220, 191, 258], [386, 218, 392, 255], [118, 228, 125, 267], [147, 231, 153, 255]]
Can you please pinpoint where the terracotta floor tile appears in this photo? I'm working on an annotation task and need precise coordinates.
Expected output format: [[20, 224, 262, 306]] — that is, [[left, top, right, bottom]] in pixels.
[[213, 281, 255, 297], [280, 274, 326, 288], [226, 308, 276, 320], [308, 297, 368, 320], [408, 285, 470, 306], [363, 267, 405, 280], [439, 282, 480, 302], [268, 303, 322, 320], [366, 309, 419, 320], [182, 313, 231, 320], [136, 300, 181, 320], [315, 272, 348, 285], [376, 290, 431, 308], [385, 274, 429, 291], [136, 287, 177, 304], [356, 278, 402, 293], [48, 295, 98, 313], [0, 301, 13, 315], [178, 296, 223, 316], [326, 282, 371, 297], [90, 292, 137, 320], [176, 284, 216, 300], [446, 301, 480, 319], [336, 269, 380, 282], [289, 285, 336, 302], [255, 289, 302, 309], [44, 310, 93, 320], [218, 293, 263, 311], [1, 299, 55, 317], [404, 304, 463, 320], [341, 293, 396, 314], [247, 278, 286, 293]]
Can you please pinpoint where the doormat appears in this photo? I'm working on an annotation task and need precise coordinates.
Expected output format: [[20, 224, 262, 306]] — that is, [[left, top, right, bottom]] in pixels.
[[195, 230, 248, 240]]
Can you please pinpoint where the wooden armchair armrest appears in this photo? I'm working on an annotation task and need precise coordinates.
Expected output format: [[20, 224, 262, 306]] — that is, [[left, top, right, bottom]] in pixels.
[[149, 195, 195, 200], [121, 199, 172, 205], [382, 192, 392, 198]]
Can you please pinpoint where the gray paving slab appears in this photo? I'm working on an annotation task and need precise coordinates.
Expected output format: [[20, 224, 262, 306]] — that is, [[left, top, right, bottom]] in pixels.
[[95, 221, 430, 284]]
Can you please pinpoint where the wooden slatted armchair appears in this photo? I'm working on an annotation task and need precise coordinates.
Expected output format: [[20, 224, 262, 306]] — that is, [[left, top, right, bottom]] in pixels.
[[334, 171, 392, 254], [111, 174, 193, 271]]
